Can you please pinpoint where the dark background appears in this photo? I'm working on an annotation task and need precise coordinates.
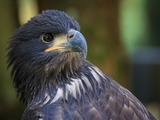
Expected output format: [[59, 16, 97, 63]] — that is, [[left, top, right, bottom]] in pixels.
[[0, 0, 160, 119]]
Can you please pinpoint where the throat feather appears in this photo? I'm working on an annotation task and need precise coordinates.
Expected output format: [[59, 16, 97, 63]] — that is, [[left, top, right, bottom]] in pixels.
[[39, 64, 107, 105]]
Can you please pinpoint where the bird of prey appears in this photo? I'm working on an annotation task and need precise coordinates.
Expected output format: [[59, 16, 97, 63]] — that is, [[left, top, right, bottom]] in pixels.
[[8, 10, 155, 120]]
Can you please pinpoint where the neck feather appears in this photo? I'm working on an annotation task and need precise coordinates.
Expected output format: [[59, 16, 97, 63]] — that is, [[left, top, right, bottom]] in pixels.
[[28, 61, 107, 106]]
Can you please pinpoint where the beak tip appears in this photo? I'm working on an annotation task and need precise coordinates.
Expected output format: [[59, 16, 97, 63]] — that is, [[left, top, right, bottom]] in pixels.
[[68, 30, 87, 56]]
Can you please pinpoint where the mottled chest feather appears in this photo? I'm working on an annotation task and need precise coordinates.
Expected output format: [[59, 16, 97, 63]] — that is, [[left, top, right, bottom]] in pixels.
[[23, 62, 155, 120]]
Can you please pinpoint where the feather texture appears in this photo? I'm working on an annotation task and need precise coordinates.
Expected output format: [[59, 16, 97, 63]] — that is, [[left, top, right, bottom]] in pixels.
[[23, 61, 155, 120]]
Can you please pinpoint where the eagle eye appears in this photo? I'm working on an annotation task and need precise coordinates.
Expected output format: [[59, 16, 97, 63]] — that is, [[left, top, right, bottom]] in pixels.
[[41, 33, 54, 43]]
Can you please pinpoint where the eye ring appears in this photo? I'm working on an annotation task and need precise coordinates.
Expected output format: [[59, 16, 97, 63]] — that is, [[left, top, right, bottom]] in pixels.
[[41, 33, 54, 43]]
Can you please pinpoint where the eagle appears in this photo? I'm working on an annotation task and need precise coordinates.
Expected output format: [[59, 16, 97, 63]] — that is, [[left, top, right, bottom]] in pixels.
[[8, 10, 155, 120]]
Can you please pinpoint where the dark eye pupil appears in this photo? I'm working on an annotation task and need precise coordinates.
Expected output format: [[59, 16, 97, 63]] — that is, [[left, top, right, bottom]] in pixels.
[[43, 33, 54, 42]]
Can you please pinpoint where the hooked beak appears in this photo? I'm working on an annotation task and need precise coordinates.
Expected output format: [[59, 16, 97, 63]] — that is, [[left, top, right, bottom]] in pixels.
[[45, 29, 87, 57]]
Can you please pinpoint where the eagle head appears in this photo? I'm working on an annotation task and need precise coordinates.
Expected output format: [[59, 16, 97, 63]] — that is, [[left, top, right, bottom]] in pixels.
[[7, 10, 87, 102]]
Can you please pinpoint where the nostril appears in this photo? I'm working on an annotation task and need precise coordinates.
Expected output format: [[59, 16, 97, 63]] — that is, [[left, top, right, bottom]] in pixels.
[[68, 34, 74, 40]]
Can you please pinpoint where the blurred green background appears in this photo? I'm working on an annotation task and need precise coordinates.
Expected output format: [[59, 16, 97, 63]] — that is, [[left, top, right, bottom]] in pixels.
[[0, 0, 160, 119]]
